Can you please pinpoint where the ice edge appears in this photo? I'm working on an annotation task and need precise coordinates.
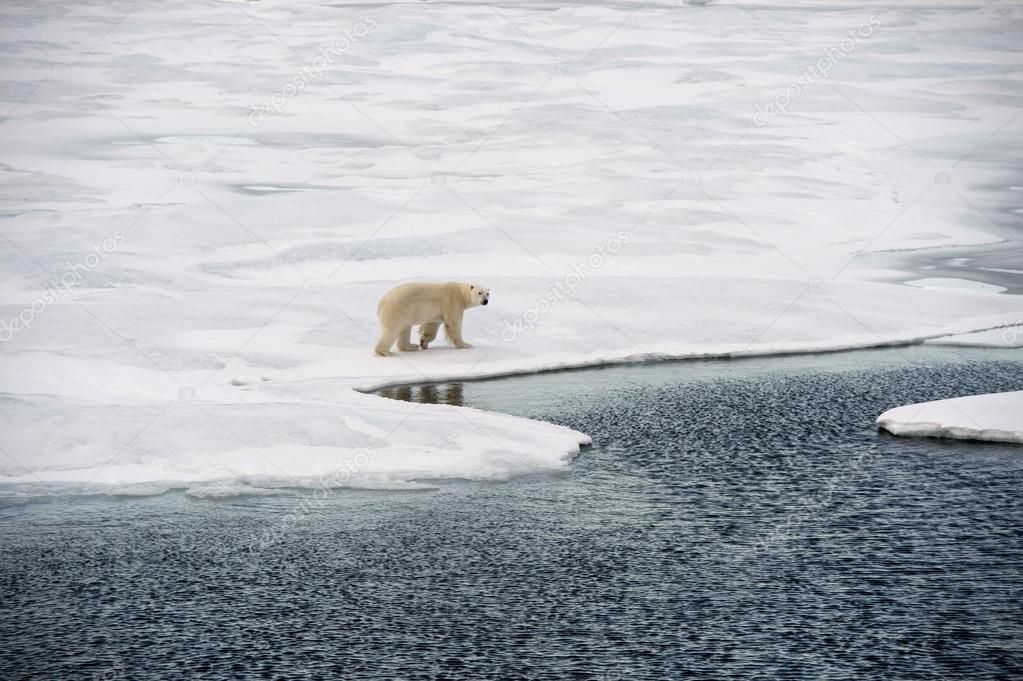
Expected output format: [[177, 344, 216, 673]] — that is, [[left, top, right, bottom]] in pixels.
[[354, 320, 1022, 394]]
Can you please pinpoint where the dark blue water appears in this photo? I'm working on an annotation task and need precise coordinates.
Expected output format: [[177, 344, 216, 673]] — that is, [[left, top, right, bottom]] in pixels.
[[2, 346, 1022, 680]]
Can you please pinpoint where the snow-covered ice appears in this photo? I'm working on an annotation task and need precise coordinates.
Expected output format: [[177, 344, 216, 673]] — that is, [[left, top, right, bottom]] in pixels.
[[2, 0, 1022, 493], [877, 391, 1023, 444]]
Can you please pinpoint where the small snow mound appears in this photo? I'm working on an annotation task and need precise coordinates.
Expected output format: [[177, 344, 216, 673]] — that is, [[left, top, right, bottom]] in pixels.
[[877, 391, 1023, 444], [185, 484, 277, 499]]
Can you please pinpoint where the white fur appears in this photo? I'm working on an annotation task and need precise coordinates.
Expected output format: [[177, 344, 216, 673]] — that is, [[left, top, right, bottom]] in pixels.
[[374, 282, 490, 356]]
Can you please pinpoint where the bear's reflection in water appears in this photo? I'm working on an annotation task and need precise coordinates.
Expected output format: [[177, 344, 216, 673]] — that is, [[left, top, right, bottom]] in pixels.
[[378, 383, 464, 406]]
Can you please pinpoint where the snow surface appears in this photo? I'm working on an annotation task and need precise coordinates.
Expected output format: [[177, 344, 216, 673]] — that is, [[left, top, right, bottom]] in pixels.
[[2, 0, 1022, 494], [877, 391, 1023, 444]]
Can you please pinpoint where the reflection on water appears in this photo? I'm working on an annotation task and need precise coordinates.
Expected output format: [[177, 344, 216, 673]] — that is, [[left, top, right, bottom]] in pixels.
[[378, 383, 463, 406]]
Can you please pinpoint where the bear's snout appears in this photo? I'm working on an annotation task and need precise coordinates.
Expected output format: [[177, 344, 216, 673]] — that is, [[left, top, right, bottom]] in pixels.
[[481, 298, 489, 305]]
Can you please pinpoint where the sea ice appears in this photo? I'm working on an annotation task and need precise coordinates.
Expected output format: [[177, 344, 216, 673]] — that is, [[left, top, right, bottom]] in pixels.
[[877, 391, 1023, 444], [1, 0, 1021, 493], [185, 484, 277, 499]]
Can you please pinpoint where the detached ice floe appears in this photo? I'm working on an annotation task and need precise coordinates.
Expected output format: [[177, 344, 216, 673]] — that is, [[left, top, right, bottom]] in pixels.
[[903, 277, 1007, 294], [107, 483, 171, 498], [877, 391, 1023, 444], [185, 484, 277, 499]]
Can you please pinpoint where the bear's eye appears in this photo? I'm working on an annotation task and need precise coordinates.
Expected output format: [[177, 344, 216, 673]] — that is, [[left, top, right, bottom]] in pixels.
[[470, 285, 474, 290]]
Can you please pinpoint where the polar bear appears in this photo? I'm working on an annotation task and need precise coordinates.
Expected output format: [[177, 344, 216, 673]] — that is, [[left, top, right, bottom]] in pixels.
[[374, 281, 490, 356]]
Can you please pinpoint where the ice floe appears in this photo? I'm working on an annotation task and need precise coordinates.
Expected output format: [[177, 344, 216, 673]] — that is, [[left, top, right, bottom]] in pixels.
[[877, 391, 1023, 444]]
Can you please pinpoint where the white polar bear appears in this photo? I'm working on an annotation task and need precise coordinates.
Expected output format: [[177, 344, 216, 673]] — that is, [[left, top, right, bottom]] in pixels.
[[374, 281, 490, 356]]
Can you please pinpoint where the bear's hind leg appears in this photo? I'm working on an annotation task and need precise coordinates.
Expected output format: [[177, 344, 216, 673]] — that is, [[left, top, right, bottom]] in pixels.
[[397, 326, 419, 352], [374, 322, 399, 357], [419, 321, 440, 349]]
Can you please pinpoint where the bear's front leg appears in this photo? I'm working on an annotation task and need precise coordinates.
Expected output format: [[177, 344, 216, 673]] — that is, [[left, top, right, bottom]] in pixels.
[[443, 311, 473, 349]]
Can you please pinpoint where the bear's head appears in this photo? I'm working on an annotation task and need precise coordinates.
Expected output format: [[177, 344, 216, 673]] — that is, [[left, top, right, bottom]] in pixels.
[[466, 283, 490, 307]]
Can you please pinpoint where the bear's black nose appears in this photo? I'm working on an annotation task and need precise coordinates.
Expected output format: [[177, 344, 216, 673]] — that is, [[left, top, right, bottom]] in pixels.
[[482, 299, 488, 305]]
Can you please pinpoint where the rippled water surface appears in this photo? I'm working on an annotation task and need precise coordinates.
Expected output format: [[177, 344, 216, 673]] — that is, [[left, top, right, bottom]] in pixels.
[[3, 347, 1023, 679]]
